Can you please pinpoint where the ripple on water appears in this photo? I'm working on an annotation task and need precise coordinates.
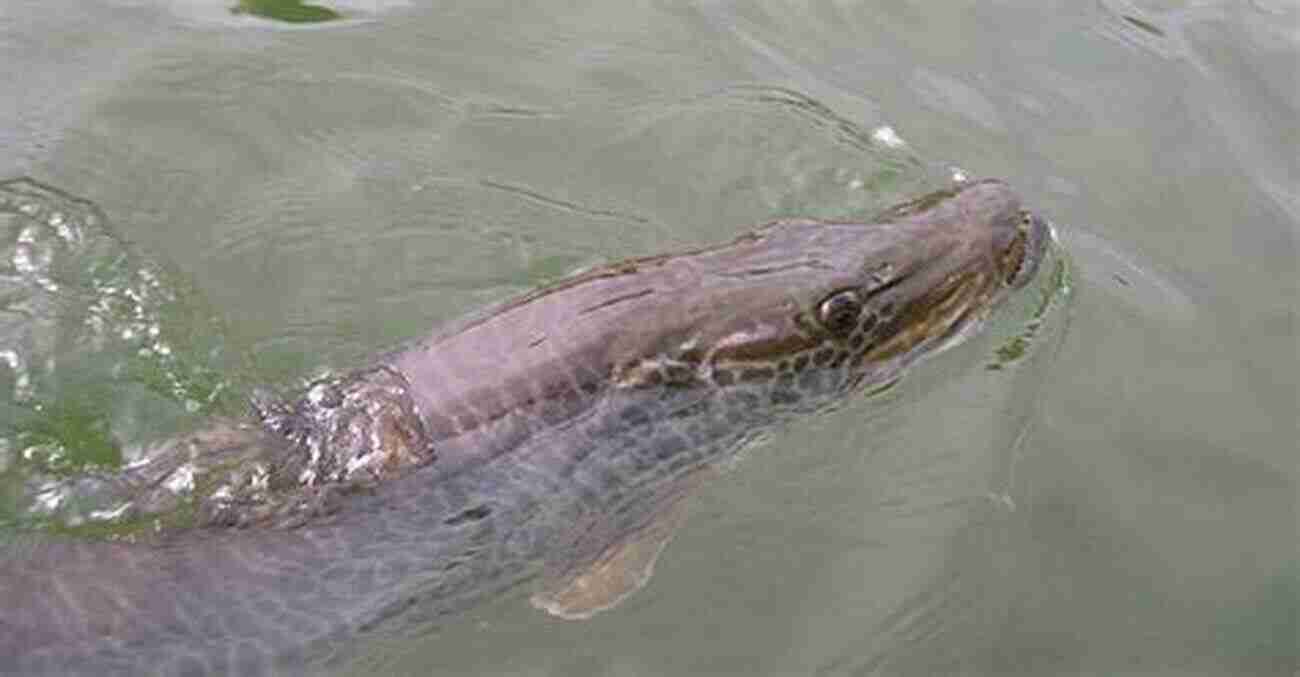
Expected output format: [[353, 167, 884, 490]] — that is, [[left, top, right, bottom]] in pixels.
[[0, 178, 240, 529], [1058, 225, 1199, 328]]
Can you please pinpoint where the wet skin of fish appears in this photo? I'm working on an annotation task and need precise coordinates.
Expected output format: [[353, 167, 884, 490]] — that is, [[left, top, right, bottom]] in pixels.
[[0, 180, 1051, 675]]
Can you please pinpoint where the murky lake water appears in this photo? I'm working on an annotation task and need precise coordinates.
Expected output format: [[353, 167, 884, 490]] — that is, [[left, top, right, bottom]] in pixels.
[[2, 1, 1295, 675]]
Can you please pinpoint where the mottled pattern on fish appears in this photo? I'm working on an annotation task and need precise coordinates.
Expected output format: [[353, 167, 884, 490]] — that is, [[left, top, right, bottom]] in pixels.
[[0, 179, 1050, 676]]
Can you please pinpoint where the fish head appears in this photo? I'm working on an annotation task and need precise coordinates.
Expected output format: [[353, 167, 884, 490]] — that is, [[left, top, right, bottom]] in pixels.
[[649, 179, 1051, 391]]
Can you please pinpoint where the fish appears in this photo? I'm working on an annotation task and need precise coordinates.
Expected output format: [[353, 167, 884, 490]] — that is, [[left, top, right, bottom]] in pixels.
[[0, 179, 1051, 676]]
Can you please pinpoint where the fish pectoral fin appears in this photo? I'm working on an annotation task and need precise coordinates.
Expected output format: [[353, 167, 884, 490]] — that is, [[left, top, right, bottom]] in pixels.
[[531, 490, 695, 620]]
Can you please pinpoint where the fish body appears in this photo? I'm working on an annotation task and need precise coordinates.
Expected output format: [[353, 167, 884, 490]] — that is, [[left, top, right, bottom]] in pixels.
[[0, 180, 1050, 675]]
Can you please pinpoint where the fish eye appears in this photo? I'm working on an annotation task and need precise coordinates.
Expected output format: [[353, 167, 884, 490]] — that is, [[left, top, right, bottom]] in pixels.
[[817, 290, 862, 336]]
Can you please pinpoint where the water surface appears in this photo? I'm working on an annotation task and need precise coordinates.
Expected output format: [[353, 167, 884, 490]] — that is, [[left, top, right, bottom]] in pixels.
[[1, 1, 1295, 675]]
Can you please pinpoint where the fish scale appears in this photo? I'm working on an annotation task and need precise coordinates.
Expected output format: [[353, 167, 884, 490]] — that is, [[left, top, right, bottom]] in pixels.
[[1, 179, 1050, 675]]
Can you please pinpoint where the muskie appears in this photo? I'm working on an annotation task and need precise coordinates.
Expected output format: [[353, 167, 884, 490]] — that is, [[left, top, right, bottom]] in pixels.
[[0, 180, 1050, 675]]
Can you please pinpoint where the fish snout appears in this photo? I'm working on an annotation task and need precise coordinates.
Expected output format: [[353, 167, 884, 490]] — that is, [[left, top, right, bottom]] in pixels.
[[996, 209, 1051, 290]]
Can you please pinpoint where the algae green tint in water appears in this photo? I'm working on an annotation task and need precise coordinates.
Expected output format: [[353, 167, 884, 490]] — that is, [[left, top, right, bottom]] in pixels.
[[9, 394, 123, 476], [231, 0, 341, 23], [0, 179, 244, 536], [3, 1, 1296, 673], [988, 249, 1071, 369]]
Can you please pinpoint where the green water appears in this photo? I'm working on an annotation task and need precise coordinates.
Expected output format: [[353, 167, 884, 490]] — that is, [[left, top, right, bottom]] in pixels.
[[1, 0, 1294, 674], [231, 0, 340, 24]]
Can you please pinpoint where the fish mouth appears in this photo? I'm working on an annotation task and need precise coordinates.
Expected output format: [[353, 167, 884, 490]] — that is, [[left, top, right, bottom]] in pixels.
[[1004, 211, 1051, 290], [854, 205, 1053, 369]]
